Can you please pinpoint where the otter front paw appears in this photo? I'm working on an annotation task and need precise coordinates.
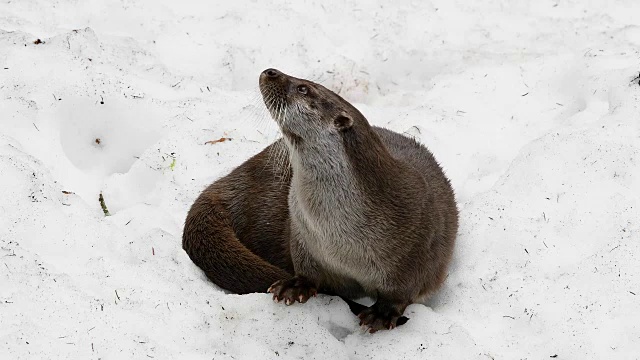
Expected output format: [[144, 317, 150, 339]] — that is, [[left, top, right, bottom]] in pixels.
[[358, 302, 407, 333], [268, 276, 318, 305]]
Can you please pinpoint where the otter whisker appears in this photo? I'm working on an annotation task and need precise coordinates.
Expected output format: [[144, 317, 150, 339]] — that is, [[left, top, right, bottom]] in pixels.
[[249, 104, 275, 136], [276, 97, 285, 124]]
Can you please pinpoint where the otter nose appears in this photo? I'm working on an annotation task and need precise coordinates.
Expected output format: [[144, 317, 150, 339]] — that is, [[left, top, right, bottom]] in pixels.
[[263, 68, 280, 78]]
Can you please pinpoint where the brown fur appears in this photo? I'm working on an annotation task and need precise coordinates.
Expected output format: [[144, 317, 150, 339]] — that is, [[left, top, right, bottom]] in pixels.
[[182, 69, 458, 331], [183, 141, 293, 294]]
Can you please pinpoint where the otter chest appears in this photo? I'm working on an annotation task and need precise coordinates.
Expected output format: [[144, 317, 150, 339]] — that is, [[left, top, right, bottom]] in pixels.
[[288, 186, 385, 290]]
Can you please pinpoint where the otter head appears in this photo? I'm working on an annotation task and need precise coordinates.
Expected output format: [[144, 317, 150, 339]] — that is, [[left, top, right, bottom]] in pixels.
[[259, 68, 367, 147]]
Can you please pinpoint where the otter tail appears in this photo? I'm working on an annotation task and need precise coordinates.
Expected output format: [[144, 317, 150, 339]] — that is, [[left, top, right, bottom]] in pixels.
[[182, 195, 291, 295]]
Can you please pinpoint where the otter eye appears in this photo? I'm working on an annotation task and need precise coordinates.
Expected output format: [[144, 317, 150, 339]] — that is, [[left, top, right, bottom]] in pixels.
[[297, 85, 308, 95]]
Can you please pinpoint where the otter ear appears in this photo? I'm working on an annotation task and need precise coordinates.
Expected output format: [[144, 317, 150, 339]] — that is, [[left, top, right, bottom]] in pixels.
[[334, 115, 353, 131]]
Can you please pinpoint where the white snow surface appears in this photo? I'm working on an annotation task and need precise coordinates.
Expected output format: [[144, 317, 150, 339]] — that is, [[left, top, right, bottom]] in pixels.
[[1, 0, 639, 359]]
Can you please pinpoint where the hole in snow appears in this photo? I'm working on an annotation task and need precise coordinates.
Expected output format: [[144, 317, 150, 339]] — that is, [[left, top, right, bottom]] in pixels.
[[58, 97, 163, 177]]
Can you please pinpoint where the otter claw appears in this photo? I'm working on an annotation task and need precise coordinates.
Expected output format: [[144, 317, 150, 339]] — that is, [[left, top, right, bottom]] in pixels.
[[267, 276, 318, 307], [357, 302, 407, 332]]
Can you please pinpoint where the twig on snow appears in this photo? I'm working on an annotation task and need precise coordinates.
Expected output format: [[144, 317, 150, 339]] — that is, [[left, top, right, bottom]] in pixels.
[[99, 192, 111, 216]]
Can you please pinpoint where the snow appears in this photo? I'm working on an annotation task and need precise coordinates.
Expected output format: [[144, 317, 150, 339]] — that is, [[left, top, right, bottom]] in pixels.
[[1, 0, 639, 359]]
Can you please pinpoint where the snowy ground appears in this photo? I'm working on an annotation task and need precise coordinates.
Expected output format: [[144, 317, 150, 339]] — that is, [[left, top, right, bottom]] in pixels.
[[1, 0, 639, 359]]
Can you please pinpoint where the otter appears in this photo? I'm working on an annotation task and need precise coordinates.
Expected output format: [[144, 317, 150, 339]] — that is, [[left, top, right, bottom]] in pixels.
[[182, 69, 458, 332]]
